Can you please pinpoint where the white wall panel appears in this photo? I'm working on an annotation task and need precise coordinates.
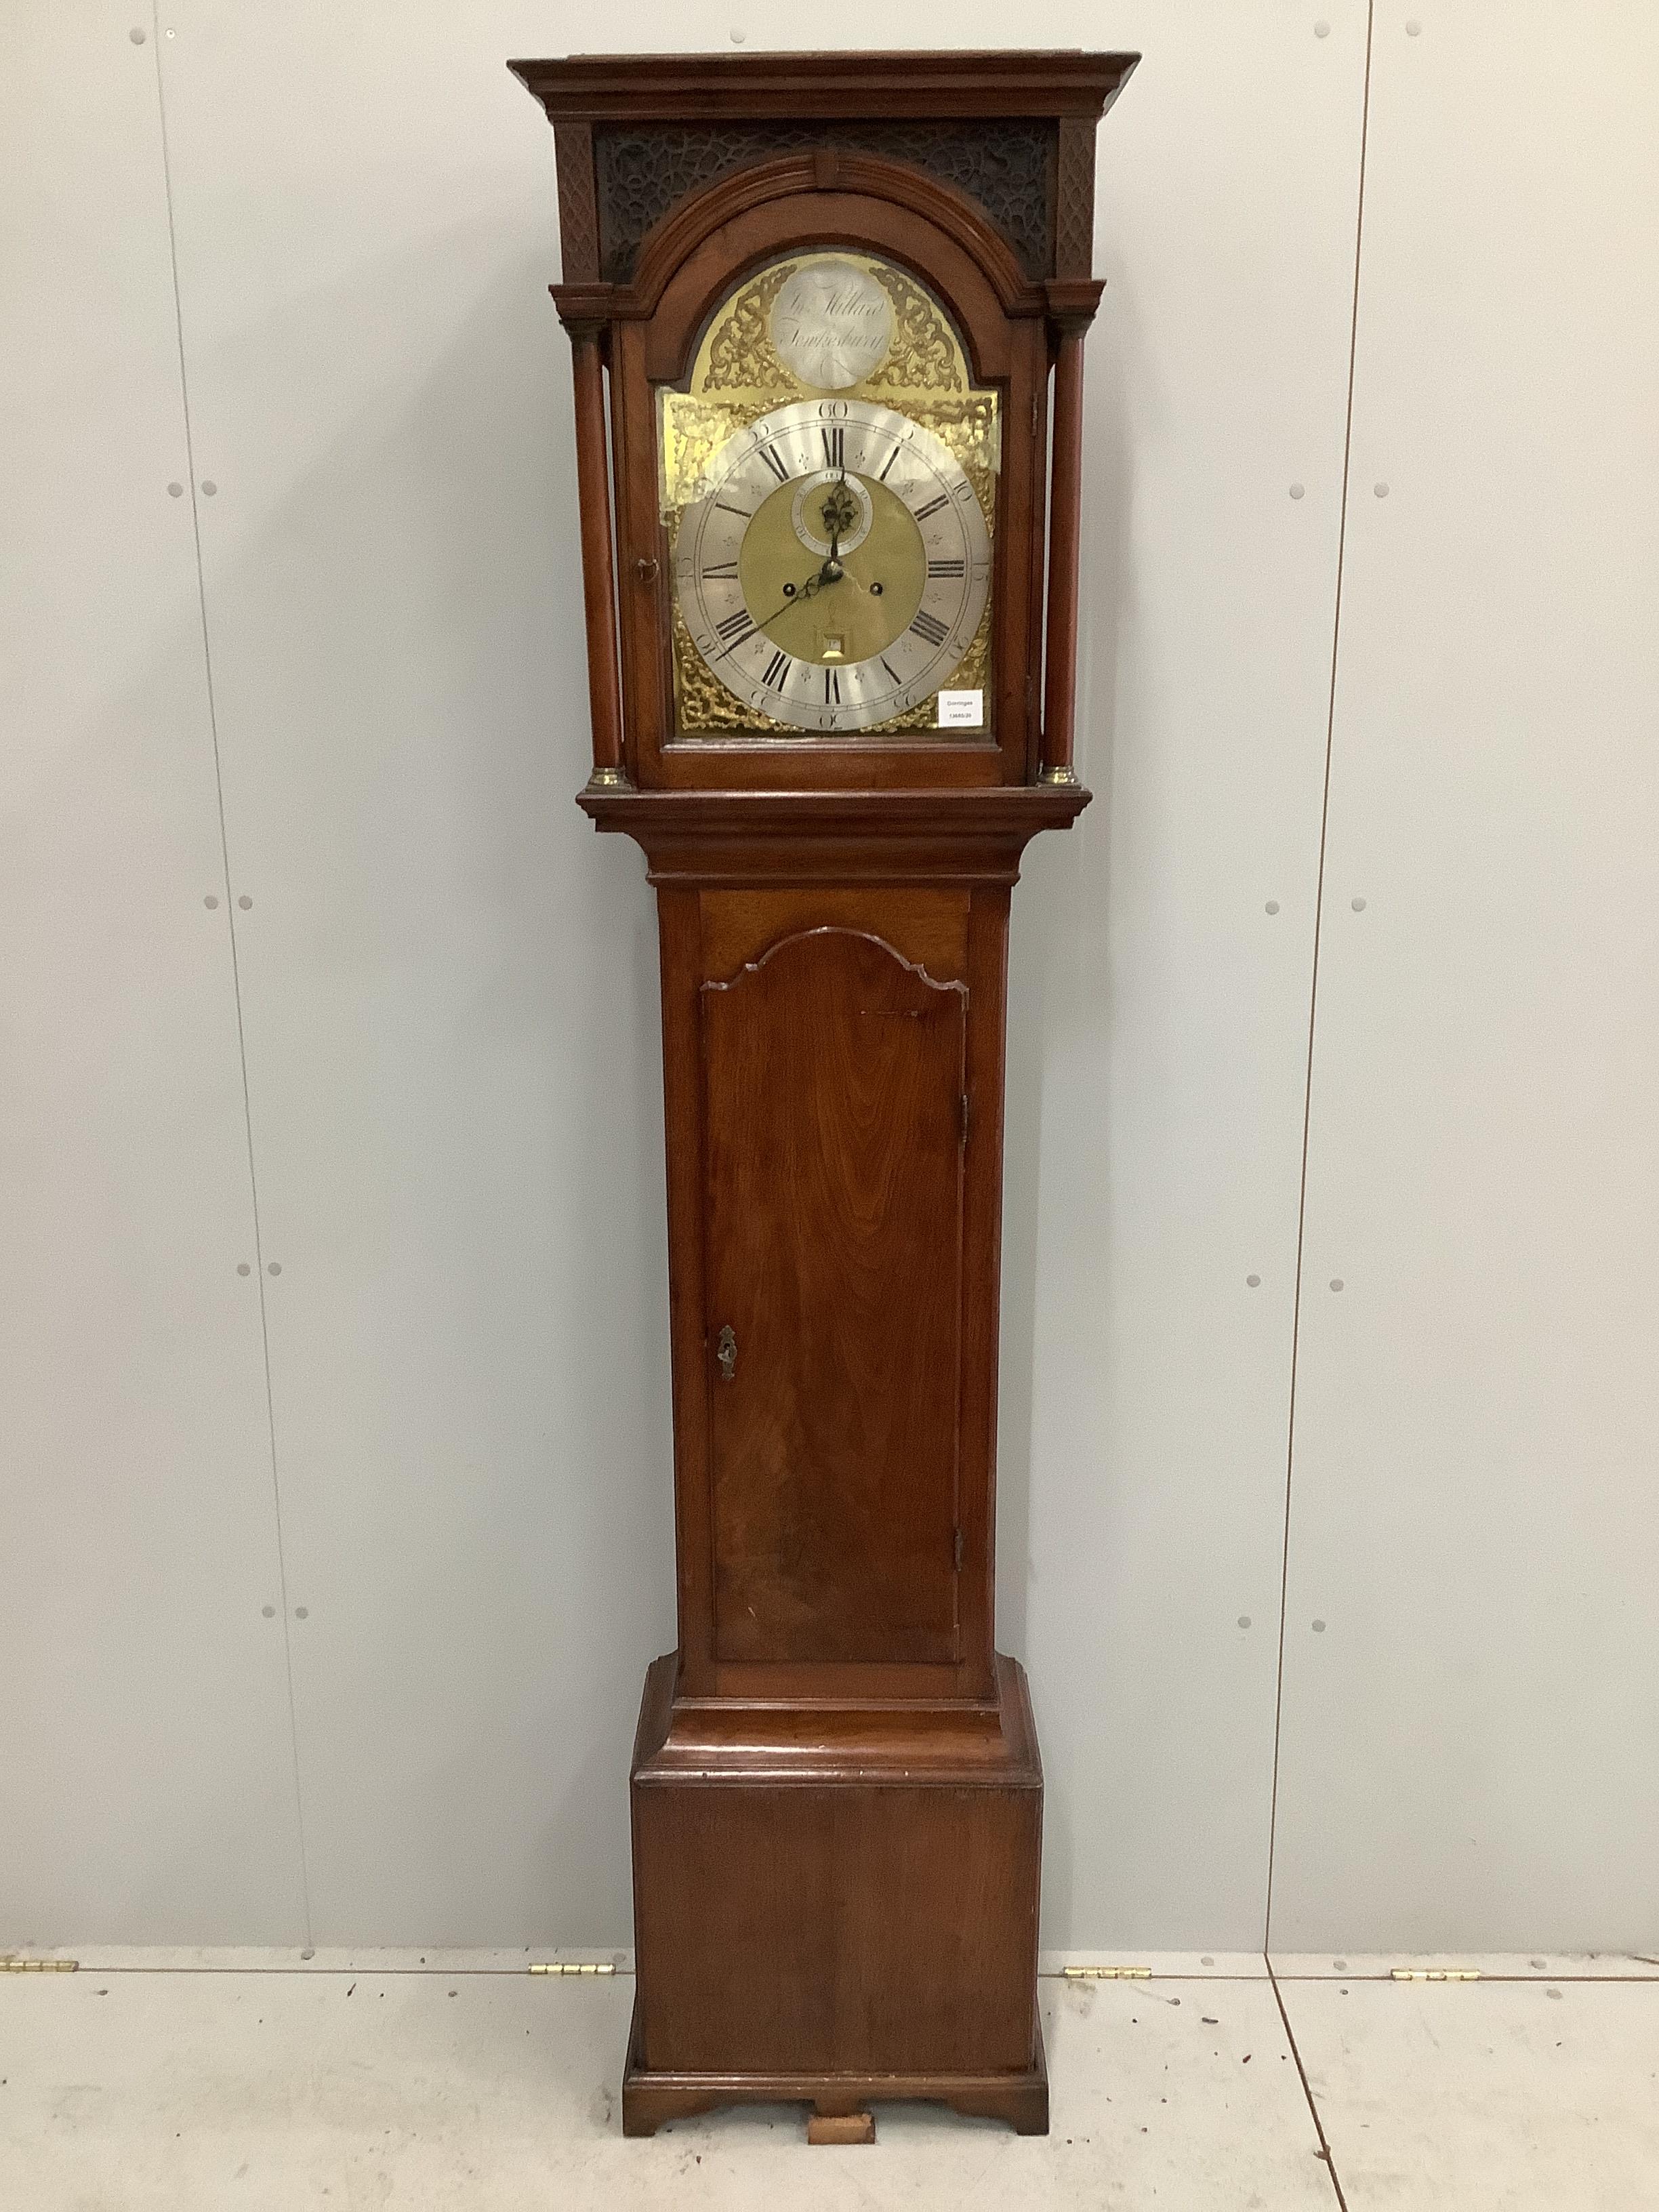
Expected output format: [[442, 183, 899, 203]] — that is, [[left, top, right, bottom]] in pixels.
[[151, 3, 684, 1943], [11, 1, 1654, 1957], [9, 0, 1375, 1951], [1273, 3, 1659, 1948], [0, 6, 304, 1941], [1002, 0, 1368, 1946]]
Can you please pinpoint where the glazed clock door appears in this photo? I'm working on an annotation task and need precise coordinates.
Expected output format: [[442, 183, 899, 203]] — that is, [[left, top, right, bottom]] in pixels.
[[655, 247, 1006, 754], [701, 928, 967, 1668]]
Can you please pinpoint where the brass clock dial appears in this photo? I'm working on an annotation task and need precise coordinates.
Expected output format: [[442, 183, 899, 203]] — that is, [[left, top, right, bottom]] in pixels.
[[658, 249, 1001, 740], [674, 400, 991, 734]]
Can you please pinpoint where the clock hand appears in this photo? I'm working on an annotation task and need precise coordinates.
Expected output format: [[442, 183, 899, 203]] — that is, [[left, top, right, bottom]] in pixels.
[[817, 475, 858, 576], [719, 480, 863, 657], [744, 561, 845, 641]]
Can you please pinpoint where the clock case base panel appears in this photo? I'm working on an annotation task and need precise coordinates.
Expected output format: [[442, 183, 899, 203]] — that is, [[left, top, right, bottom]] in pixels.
[[621, 2003, 1049, 2142], [624, 1651, 1046, 2139]]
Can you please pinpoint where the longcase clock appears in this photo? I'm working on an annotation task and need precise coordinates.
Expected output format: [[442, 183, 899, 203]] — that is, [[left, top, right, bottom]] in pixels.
[[511, 47, 1137, 2138]]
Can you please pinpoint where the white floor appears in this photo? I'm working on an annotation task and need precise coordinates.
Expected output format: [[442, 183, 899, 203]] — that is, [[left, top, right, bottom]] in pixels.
[[2, 1950, 1655, 2209]]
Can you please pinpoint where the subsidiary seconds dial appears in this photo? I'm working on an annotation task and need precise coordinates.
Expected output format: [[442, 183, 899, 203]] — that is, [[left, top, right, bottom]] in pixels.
[[674, 400, 991, 734]]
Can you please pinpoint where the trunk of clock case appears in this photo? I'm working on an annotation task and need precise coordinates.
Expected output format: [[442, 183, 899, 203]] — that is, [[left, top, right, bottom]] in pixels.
[[658, 880, 1008, 1704]]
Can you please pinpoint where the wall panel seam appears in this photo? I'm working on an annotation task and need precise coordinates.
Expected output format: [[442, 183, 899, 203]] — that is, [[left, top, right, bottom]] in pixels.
[[147, 0, 313, 1946], [1263, 0, 1376, 1950]]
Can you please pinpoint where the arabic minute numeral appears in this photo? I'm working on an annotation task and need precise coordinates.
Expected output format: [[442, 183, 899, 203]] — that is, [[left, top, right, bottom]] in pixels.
[[909, 609, 949, 649]]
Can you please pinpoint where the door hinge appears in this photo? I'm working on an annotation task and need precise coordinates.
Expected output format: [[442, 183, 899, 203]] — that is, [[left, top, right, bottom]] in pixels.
[[529, 1961, 617, 1977], [0, 1957, 78, 1973], [1063, 1965, 1151, 1981], [1391, 1967, 1481, 1983], [953, 1525, 964, 1572], [960, 1091, 970, 1145]]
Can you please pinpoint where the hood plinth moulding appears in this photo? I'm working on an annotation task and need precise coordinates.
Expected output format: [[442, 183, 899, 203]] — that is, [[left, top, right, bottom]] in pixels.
[[510, 46, 1137, 2139]]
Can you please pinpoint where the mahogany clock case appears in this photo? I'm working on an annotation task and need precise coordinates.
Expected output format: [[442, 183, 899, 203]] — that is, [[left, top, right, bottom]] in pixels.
[[509, 49, 1137, 2139]]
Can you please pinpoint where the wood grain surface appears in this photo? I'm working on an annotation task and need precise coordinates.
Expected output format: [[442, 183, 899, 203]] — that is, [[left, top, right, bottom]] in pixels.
[[702, 929, 966, 1666]]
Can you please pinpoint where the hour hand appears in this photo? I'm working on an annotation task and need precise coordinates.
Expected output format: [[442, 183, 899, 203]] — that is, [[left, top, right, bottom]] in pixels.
[[817, 477, 858, 548]]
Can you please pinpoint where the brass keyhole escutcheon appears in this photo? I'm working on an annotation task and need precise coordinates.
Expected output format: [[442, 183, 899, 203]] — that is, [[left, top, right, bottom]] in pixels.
[[716, 1325, 737, 1382]]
